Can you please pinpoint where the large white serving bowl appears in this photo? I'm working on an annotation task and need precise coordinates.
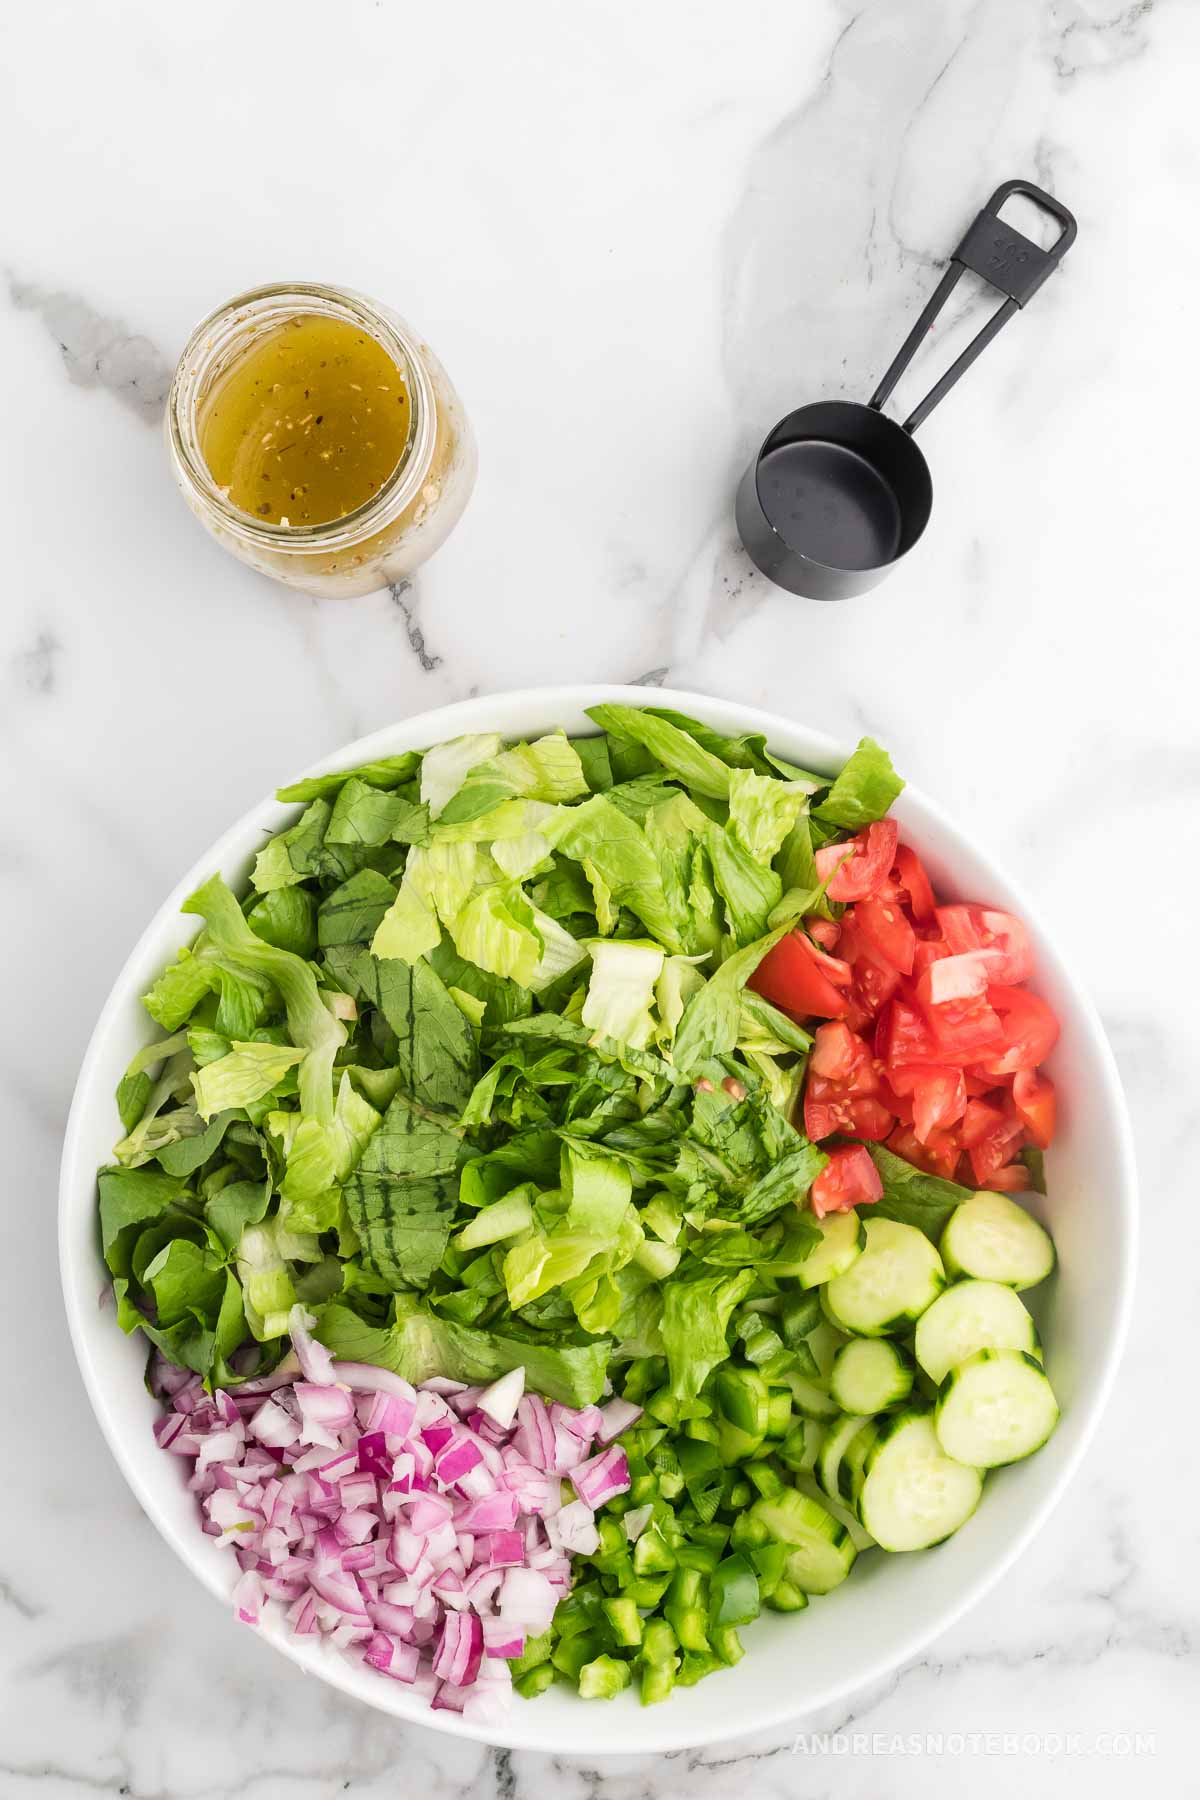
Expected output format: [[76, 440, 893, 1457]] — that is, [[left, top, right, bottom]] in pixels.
[[59, 685, 1136, 1755]]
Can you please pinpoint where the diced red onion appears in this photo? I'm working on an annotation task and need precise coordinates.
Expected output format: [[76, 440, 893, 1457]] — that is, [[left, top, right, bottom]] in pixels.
[[476, 1366, 525, 1431], [569, 1444, 631, 1510], [155, 1352, 624, 1718], [288, 1305, 335, 1387], [595, 1396, 643, 1443], [556, 1499, 600, 1555]]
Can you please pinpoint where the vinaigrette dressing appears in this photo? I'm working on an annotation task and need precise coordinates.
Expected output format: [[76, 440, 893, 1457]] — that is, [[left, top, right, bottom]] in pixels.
[[198, 315, 411, 526], [166, 283, 476, 598]]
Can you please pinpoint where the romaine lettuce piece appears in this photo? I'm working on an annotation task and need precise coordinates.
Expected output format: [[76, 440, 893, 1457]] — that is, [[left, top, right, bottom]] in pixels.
[[191, 1041, 305, 1121], [582, 940, 665, 1049]]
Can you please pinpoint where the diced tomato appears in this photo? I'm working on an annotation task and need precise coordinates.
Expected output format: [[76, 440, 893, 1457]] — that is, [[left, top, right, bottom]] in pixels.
[[750, 931, 849, 1020], [886, 1124, 961, 1181], [893, 845, 937, 924], [810, 1021, 867, 1081], [978, 986, 1060, 1076], [807, 918, 841, 952], [851, 956, 902, 1021], [936, 905, 1034, 985], [968, 1115, 1026, 1186], [853, 895, 916, 975], [912, 1068, 968, 1144], [989, 1163, 1032, 1192], [815, 820, 899, 902], [962, 1071, 998, 1097], [923, 993, 1005, 1062], [912, 935, 951, 976], [915, 951, 991, 1008], [810, 1144, 883, 1218], [959, 1098, 1007, 1148], [806, 1083, 895, 1142], [877, 999, 939, 1071], [1013, 1068, 1057, 1148], [804, 1025, 894, 1142]]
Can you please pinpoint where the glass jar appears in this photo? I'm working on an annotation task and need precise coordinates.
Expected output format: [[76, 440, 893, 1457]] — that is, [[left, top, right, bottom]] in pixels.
[[166, 282, 476, 598]]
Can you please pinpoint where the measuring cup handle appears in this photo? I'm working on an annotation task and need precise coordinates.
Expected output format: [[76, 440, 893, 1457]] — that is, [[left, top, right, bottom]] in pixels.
[[868, 180, 1077, 434]]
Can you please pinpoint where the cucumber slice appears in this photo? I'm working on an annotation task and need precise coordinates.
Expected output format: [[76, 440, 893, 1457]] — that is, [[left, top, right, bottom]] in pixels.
[[841, 1418, 879, 1509], [798, 1209, 867, 1289], [750, 1487, 857, 1593], [940, 1191, 1055, 1291], [914, 1280, 1041, 1386], [805, 1320, 847, 1380], [858, 1411, 983, 1551], [795, 1473, 876, 1550], [817, 1412, 870, 1502], [822, 1218, 946, 1337], [935, 1349, 1060, 1467], [777, 1416, 826, 1474], [783, 1371, 840, 1422], [830, 1337, 915, 1414]]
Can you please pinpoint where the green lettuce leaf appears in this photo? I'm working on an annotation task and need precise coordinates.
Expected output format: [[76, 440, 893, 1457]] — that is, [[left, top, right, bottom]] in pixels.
[[182, 873, 346, 1124], [728, 769, 809, 863], [548, 795, 685, 952], [738, 1144, 827, 1224], [246, 887, 318, 957], [867, 1143, 973, 1240], [585, 704, 733, 800], [813, 736, 903, 829], [191, 1041, 305, 1121], [98, 1165, 190, 1273], [420, 733, 504, 818], [705, 822, 783, 945], [660, 1269, 755, 1398], [438, 732, 588, 824], [317, 870, 398, 947], [237, 1219, 301, 1339], [276, 750, 420, 804], [326, 777, 429, 848], [581, 940, 665, 1049]]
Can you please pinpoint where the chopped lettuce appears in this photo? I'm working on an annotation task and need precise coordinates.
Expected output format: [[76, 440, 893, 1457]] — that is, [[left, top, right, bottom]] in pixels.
[[102, 708, 904, 1408], [813, 735, 903, 828], [191, 1041, 305, 1120], [581, 940, 665, 1049]]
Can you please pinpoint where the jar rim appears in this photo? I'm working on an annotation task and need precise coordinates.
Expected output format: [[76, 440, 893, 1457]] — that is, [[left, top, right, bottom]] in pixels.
[[166, 282, 437, 552]]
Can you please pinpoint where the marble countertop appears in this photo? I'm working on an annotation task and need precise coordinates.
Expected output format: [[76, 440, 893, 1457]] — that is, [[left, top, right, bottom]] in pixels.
[[3, 0, 1196, 1793]]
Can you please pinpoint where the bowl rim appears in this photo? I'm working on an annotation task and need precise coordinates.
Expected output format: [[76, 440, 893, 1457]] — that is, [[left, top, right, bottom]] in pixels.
[[58, 683, 1138, 1753]]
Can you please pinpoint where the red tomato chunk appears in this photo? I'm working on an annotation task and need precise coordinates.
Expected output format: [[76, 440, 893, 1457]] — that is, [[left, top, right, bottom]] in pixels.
[[779, 832, 1061, 1198]]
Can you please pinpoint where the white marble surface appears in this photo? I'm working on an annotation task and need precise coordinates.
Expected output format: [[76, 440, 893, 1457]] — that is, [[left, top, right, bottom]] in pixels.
[[3, 0, 1197, 1792]]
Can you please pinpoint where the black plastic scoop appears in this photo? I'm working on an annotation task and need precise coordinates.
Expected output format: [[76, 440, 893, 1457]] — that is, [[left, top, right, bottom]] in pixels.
[[735, 179, 1077, 601]]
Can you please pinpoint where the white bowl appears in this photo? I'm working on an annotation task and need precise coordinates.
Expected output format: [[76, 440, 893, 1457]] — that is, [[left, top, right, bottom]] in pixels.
[[59, 685, 1136, 1754]]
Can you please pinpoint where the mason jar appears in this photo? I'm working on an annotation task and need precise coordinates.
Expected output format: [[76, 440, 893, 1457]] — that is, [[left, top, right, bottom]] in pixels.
[[165, 282, 476, 598]]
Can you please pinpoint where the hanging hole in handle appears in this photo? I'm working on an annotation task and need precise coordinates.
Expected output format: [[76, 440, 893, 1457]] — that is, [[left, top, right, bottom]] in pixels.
[[992, 189, 1063, 252]]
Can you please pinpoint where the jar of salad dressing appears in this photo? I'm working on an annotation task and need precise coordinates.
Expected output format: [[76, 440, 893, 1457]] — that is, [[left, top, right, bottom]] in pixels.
[[166, 283, 476, 598]]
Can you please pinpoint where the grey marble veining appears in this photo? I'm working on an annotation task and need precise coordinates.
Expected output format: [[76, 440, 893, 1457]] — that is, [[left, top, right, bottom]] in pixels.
[[1, 0, 1195, 1793]]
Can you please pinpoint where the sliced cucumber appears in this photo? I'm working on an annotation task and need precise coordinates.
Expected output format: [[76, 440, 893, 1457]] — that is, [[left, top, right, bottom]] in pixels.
[[858, 1411, 983, 1551], [817, 1412, 869, 1502], [822, 1218, 946, 1337], [798, 1209, 867, 1289], [750, 1487, 857, 1594], [840, 1418, 879, 1509], [935, 1349, 1060, 1468], [777, 1416, 826, 1474], [784, 1371, 840, 1422], [795, 1473, 876, 1551], [941, 1191, 1055, 1291], [831, 1337, 915, 1414], [804, 1320, 847, 1380], [915, 1280, 1041, 1385]]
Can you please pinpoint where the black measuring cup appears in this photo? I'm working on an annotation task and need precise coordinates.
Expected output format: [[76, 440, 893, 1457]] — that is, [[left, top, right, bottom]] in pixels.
[[735, 179, 1077, 600]]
